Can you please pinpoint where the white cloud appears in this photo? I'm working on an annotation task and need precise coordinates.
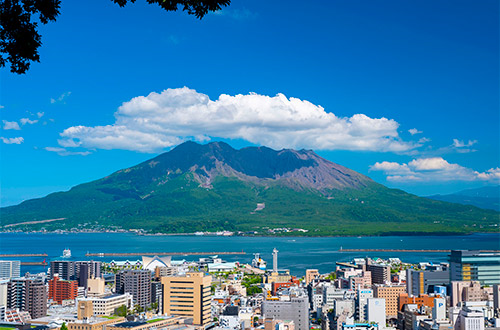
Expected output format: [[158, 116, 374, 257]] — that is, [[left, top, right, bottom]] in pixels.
[[408, 128, 422, 135], [370, 157, 500, 183], [475, 168, 500, 181], [1, 137, 24, 144], [37, 112, 44, 118], [453, 139, 477, 148], [3, 120, 20, 130], [51, 91, 71, 104], [418, 137, 431, 143], [58, 87, 420, 153], [44, 147, 91, 156], [20, 118, 38, 125]]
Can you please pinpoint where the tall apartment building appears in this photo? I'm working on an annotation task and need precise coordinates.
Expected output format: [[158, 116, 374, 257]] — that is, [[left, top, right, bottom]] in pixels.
[[7, 278, 47, 319], [151, 281, 162, 312], [451, 281, 489, 307], [50, 261, 75, 280], [373, 284, 406, 318], [75, 261, 102, 287], [116, 270, 151, 309], [49, 274, 78, 304], [449, 250, 500, 285], [262, 297, 309, 330], [0, 261, 21, 279], [356, 288, 373, 322], [366, 264, 390, 284], [161, 272, 212, 326], [406, 268, 449, 296]]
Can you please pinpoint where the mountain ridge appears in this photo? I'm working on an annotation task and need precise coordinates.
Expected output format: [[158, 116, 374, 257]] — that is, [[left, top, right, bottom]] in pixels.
[[2, 141, 498, 235]]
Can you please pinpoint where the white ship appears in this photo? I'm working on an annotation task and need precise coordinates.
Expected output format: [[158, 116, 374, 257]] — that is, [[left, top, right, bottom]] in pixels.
[[62, 248, 71, 258], [252, 253, 267, 270]]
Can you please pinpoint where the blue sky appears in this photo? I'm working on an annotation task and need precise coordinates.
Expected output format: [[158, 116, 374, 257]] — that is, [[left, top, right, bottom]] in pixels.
[[1, 0, 499, 207]]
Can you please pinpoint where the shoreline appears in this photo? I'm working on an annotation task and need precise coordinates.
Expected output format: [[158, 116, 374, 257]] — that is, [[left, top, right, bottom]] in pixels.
[[0, 230, 498, 238]]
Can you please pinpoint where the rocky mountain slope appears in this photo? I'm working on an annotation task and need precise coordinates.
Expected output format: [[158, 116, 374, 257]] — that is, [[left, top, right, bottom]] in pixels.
[[2, 141, 498, 235]]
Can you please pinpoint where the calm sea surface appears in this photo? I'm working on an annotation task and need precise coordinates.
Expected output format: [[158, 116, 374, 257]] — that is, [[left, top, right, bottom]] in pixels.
[[1, 233, 499, 276]]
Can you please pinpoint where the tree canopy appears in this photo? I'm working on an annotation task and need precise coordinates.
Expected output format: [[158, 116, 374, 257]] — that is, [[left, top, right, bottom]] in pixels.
[[0, 0, 231, 74]]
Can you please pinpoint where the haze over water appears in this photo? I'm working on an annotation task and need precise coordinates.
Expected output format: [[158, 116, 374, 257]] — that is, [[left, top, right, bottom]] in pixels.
[[1, 232, 499, 276]]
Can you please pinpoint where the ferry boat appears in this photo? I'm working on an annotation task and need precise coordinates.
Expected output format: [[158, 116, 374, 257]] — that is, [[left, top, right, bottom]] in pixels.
[[62, 248, 71, 258], [252, 253, 267, 270]]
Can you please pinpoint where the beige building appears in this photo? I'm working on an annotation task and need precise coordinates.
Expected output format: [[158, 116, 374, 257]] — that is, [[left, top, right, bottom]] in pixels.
[[77, 293, 133, 316], [373, 284, 406, 317], [161, 272, 212, 326], [264, 271, 291, 284], [86, 277, 105, 296], [305, 269, 320, 285], [451, 281, 491, 307]]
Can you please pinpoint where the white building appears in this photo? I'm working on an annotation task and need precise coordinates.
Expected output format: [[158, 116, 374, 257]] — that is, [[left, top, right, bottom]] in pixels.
[[356, 289, 373, 322], [433, 297, 447, 321], [367, 298, 386, 328], [76, 293, 132, 316], [0, 261, 20, 279], [454, 308, 484, 330]]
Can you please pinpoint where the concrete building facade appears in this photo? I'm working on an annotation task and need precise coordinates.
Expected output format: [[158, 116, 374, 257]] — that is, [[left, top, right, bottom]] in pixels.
[[116, 269, 151, 309], [161, 272, 212, 326], [449, 250, 500, 285], [7, 278, 47, 319], [262, 297, 309, 330], [373, 284, 406, 317], [48, 274, 78, 304], [0, 261, 20, 279]]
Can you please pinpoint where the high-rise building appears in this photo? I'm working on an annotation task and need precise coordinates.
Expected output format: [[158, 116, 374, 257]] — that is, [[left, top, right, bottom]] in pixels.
[[406, 268, 449, 296], [262, 297, 309, 330], [7, 278, 47, 319], [75, 261, 102, 287], [366, 264, 390, 284], [151, 281, 162, 312], [49, 274, 78, 304], [116, 270, 151, 309], [356, 288, 373, 322], [161, 272, 212, 326], [0, 261, 20, 279], [449, 250, 500, 285], [451, 281, 489, 307], [493, 284, 500, 311], [367, 298, 386, 328], [50, 261, 75, 280], [373, 284, 406, 317]]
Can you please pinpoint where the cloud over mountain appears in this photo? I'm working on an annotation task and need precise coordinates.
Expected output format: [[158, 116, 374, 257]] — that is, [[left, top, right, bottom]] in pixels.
[[58, 87, 419, 153], [371, 157, 500, 182]]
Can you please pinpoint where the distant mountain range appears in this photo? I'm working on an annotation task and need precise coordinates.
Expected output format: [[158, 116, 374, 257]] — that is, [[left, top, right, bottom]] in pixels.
[[427, 186, 500, 212], [2, 141, 499, 235]]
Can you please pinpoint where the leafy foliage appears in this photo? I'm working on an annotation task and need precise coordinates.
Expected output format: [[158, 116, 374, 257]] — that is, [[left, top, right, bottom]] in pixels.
[[0, 0, 230, 74]]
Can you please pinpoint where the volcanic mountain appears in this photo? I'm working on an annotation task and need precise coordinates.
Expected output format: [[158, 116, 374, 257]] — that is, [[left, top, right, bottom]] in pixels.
[[2, 141, 498, 235]]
